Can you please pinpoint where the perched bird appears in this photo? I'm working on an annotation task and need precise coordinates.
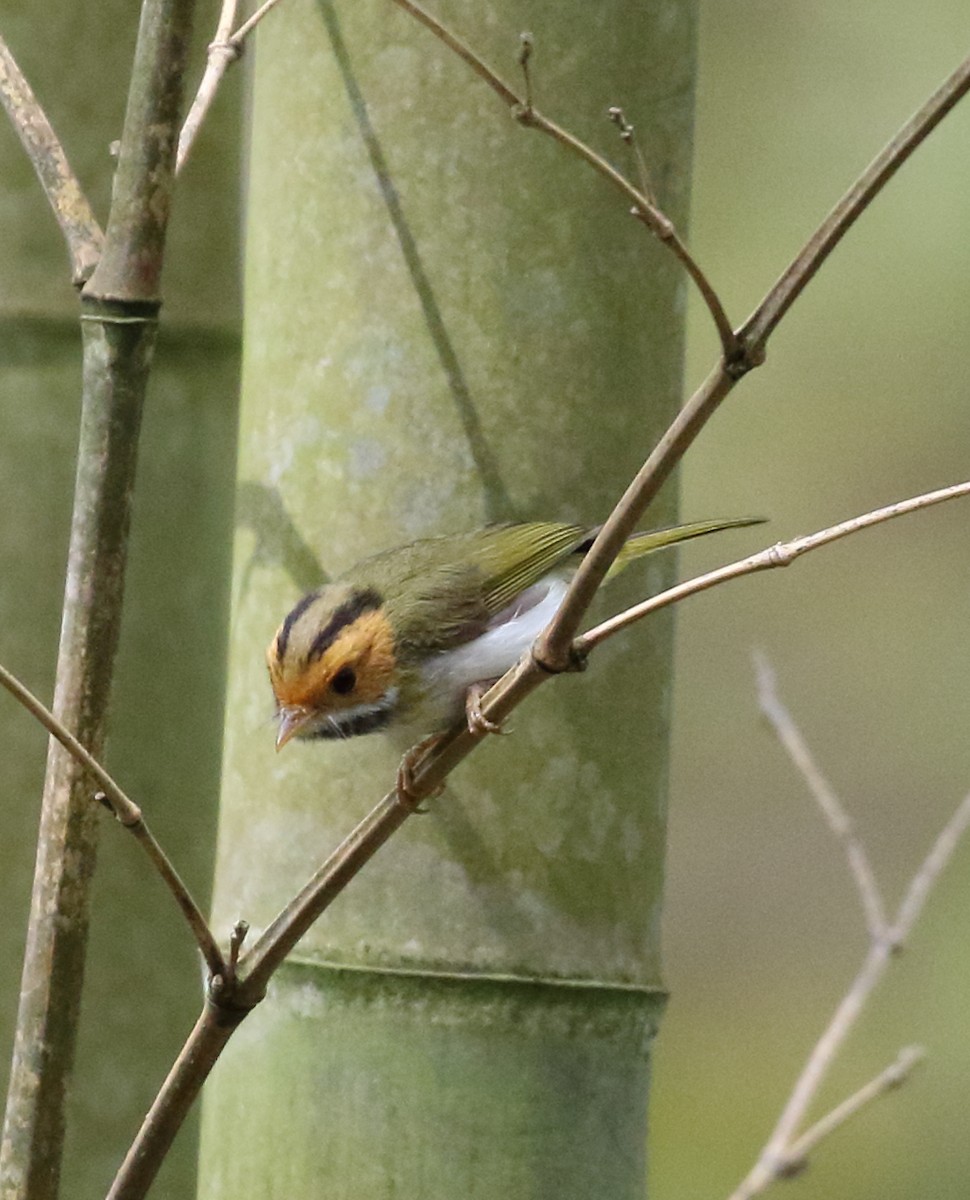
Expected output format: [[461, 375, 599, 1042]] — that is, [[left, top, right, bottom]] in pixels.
[[267, 518, 762, 751]]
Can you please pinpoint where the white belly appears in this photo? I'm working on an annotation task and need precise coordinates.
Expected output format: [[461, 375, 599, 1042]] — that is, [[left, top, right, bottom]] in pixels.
[[417, 575, 569, 726]]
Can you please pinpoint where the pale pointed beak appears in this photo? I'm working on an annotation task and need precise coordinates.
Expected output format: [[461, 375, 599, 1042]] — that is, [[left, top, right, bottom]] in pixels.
[[276, 705, 313, 751]]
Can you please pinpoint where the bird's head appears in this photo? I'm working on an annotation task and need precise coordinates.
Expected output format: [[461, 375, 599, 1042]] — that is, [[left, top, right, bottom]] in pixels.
[[266, 583, 399, 748]]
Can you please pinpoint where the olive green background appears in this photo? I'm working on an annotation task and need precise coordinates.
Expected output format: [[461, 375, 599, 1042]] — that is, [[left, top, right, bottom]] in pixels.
[[659, 4, 970, 1199]]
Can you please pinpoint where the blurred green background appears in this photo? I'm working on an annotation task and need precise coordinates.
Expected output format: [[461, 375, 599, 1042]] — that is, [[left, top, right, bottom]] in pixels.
[[659, 3, 970, 1198]]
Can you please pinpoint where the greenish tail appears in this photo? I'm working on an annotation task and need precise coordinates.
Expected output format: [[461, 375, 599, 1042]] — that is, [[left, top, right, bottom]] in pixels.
[[605, 516, 765, 579]]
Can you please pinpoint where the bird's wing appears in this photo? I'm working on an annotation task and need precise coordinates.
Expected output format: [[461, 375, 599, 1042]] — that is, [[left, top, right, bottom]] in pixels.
[[470, 522, 590, 615]]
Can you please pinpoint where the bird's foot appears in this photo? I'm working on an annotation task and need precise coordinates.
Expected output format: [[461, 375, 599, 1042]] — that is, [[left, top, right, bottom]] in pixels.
[[396, 734, 445, 813], [465, 682, 510, 737]]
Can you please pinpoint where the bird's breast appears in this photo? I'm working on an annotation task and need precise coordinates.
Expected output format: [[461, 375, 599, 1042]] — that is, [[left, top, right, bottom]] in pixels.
[[415, 575, 569, 725]]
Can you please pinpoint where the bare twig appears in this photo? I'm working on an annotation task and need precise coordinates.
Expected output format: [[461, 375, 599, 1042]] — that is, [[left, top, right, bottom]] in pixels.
[[390, 0, 738, 360], [0, 662, 224, 977], [177, 0, 242, 172], [106, 1003, 244, 1200], [782, 1046, 924, 1174], [232, 0, 288, 42], [0, 33, 103, 284], [607, 105, 656, 204], [725, 666, 970, 1200], [578, 480, 970, 654], [538, 48, 970, 670], [755, 653, 887, 941], [742, 51, 970, 354]]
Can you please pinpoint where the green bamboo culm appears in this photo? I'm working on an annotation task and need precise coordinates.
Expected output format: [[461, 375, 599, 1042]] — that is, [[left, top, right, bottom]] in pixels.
[[201, 1, 697, 1196]]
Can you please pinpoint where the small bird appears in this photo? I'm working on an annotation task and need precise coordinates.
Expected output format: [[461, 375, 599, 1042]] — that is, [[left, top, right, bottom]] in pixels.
[[267, 517, 762, 751]]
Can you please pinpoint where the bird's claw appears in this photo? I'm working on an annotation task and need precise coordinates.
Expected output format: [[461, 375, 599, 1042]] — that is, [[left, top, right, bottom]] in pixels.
[[396, 735, 444, 813], [465, 682, 510, 737]]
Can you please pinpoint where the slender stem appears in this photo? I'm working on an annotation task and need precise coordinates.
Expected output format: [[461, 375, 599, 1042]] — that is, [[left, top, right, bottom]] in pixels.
[[105, 1003, 244, 1200], [0, 33, 103, 284], [741, 50, 970, 354], [728, 791, 970, 1200], [782, 1046, 923, 1173], [390, 0, 737, 358], [84, 0, 196, 303], [176, 0, 240, 172], [232, 0, 289, 43], [107, 28, 970, 1200], [755, 653, 887, 941], [0, 662, 223, 975], [578, 480, 970, 653], [539, 360, 735, 669], [543, 52, 970, 667]]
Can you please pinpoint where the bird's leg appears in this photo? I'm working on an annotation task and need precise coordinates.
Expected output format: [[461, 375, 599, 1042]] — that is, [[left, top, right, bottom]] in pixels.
[[465, 681, 510, 737], [396, 734, 445, 812]]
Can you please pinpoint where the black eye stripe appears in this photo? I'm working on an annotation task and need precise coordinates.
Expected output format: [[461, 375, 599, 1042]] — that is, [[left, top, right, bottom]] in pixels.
[[305, 588, 382, 665]]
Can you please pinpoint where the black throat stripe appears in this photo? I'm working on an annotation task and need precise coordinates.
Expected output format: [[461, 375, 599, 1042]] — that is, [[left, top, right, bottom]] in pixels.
[[305, 588, 383, 665], [308, 699, 396, 739]]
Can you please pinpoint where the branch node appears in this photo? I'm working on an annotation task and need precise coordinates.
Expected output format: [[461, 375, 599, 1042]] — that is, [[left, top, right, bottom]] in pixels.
[[94, 789, 141, 827], [532, 642, 587, 676], [766, 542, 794, 567], [227, 919, 250, 984], [776, 1154, 808, 1180], [209, 38, 244, 63]]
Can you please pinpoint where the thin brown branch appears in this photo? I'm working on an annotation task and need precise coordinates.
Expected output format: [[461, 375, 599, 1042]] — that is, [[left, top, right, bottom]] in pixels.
[[0, 33, 103, 284], [0, 661, 224, 977], [755, 653, 887, 941], [578, 480, 970, 654], [542, 51, 970, 668], [105, 1002, 243, 1200], [390, 0, 737, 359], [742, 50, 970, 354], [176, 0, 242, 173]]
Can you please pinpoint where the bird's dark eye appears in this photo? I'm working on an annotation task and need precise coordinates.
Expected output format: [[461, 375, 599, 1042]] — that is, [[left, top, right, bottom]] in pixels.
[[331, 666, 357, 695]]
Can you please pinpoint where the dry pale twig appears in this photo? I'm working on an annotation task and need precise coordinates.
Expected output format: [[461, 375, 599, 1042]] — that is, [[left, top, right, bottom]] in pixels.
[[176, 0, 242, 173], [755, 654, 888, 942], [724, 663, 970, 1200], [0, 661, 224, 977], [0, 33, 103, 283], [782, 1045, 924, 1175], [178, 0, 293, 172], [578, 480, 970, 653]]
